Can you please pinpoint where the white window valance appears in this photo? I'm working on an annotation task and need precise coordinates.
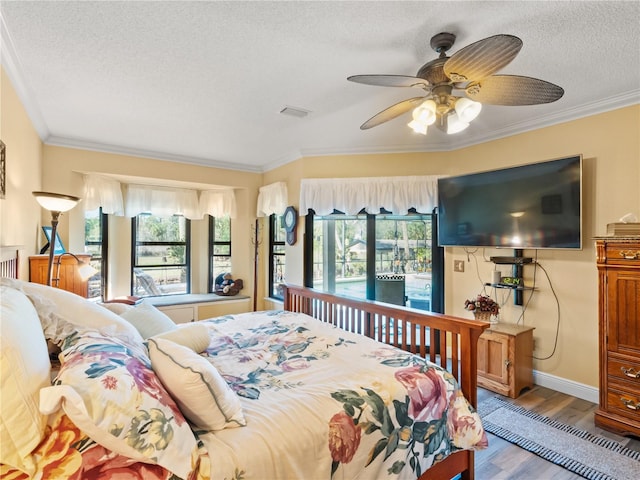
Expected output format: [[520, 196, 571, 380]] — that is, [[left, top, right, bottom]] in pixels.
[[299, 176, 442, 216], [199, 189, 237, 218], [83, 174, 124, 215], [83, 175, 237, 219], [125, 184, 201, 219], [257, 181, 288, 217]]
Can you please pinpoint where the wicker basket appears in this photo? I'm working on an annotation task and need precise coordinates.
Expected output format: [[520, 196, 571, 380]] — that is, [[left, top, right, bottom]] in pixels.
[[473, 311, 493, 322]]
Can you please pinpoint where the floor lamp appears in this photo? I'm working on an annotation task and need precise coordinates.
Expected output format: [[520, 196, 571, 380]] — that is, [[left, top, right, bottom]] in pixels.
[[32, 191, 81, 286]]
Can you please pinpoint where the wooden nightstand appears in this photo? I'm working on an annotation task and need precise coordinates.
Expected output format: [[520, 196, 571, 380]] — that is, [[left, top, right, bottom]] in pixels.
[[477, 323, 534, 398]]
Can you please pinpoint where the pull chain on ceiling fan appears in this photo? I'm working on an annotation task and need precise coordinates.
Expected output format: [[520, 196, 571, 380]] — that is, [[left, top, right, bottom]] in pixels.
[[348, 32, 564, 136]]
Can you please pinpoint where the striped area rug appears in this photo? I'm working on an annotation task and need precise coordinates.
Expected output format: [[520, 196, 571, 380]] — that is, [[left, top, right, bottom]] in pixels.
[[478, 396, 640, 480]]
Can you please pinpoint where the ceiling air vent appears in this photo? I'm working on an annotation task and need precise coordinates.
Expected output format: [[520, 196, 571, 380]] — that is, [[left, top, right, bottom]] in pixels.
[[279, 106, 310, 118]]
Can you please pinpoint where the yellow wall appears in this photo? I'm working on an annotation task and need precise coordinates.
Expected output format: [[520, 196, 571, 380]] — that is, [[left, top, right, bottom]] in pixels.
[[0, 68, 43, 278], [41, 145, 262, 299], [4, 62, 640, 391], [265, 105, 640, 389]]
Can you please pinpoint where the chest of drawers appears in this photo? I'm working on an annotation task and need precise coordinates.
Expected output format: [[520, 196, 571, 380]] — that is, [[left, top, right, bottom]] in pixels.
[[594, 237, 640, 436]]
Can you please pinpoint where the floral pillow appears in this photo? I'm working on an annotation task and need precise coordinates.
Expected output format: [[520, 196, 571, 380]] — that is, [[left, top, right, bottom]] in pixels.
[[39, 333, 199, 479]]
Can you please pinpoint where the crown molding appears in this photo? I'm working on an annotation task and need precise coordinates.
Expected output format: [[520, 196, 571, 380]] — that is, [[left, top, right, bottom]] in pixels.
[[45, 135, 263, 174], [45, 90, 640, 174], [291, 90, 640, 163], [0, 12, 50, 140], [4, 4, 637, 177]]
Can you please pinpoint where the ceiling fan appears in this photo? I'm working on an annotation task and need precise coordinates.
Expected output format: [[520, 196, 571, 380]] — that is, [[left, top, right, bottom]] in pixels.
[[348, 32, 564, 135]]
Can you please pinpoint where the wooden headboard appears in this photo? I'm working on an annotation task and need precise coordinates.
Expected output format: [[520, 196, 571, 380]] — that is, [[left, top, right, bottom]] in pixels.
[[0, 246, 20, 279]]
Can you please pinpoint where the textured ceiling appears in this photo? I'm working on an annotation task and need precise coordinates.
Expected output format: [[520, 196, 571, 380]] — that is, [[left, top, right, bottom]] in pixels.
[[1, 1, 639, 173]]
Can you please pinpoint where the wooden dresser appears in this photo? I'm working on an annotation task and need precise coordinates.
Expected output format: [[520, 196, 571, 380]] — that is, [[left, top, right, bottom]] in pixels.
[[595, 237, 640, 436], [29, 253, 92, 298]]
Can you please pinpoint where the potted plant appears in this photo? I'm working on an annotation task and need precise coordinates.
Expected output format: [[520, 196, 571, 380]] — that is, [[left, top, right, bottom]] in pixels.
[[464, 294, 499, 322]]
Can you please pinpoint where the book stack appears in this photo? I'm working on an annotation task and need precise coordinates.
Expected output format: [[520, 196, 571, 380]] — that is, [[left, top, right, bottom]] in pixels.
[[607, 223, 640, 236]]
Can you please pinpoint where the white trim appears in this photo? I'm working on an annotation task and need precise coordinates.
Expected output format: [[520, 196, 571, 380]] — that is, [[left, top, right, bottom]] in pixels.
[[0, 12, 50, 140], [533, 370, 599, 404], [46, 135, 263, 173]]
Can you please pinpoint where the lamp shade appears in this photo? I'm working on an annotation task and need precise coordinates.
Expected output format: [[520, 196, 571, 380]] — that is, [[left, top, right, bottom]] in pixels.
[[77, 261, 98, 280], [455, 98, 482, 123], [32, 191, 81, 212], [412, 100, 437, 125], [407, 119, 428, 135], [446, 113, 470, 134]]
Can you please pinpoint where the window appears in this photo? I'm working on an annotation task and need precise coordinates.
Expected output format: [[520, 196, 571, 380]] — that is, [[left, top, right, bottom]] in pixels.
[[269, 214, 286, 299], [306, 210, 442, 312], [132, 214, 190, 297], [209, 215, 231, 292], [84, 208, 107, 301]]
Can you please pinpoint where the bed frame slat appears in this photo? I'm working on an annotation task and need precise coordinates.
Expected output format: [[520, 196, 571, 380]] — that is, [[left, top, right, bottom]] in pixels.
[[0, 247, 20, 279]]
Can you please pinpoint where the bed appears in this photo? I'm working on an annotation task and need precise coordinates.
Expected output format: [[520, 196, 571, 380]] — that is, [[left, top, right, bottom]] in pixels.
[[0, 246, 489, 480]]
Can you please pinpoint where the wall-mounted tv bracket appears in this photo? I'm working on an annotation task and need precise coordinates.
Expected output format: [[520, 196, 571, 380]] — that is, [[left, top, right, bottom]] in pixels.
[[489, 249, 533, 305]]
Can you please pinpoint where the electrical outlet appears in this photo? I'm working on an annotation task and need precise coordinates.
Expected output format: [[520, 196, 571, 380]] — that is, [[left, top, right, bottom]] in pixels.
[[453, 260, 465, 272]]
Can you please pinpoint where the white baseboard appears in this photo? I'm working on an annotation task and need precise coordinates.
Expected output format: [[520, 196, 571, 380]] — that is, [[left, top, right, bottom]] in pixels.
[[533, 370, 599, 404]]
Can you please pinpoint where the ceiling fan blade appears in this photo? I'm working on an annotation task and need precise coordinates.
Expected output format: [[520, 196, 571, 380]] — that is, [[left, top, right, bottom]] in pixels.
[[465, 75, 564, 105], [360, 96, 426, 130], [444, 34, 522, 82], [348, 75, 430, 88]]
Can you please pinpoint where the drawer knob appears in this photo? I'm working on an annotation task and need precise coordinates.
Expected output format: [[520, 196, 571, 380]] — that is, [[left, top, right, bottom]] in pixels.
[[621, 366, 640, 379], [504, 360, 512, 368], [619, 250, 640, 260], [620, 397, 640, 411]]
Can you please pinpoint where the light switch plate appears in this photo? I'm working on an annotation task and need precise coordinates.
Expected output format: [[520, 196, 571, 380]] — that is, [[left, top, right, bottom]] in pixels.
[[454, 260, 465, 272]]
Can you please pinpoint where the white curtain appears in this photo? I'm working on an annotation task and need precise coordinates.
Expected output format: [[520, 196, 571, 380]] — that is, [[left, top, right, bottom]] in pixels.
[[125, 184, 201, 219], [299, 176, 442, 215], [257, 181, 288, 217], [199, 189, 237, 218], [83, 174, 124, 215]]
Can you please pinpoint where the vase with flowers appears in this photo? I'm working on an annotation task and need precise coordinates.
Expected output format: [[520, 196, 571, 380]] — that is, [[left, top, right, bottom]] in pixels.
[[464, 294, 499, 323]]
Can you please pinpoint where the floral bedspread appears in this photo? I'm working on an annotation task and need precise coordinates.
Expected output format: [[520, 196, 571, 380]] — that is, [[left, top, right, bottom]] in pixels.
[[0, 410, 198, 480], [198, 310, 487, 480], [1, 309, 486, 480]]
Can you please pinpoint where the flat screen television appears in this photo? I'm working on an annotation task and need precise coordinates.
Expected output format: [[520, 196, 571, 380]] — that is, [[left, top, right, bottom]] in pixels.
[[437, 155, 582, 249]]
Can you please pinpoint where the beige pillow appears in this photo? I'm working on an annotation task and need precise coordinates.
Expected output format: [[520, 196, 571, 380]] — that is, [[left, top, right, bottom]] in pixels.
[[147, 338, 245, 431], [0, 286, 51, 475], [0, 278, 143, 348], [152, 323, 210, 353], [120, 301, 177, 339]]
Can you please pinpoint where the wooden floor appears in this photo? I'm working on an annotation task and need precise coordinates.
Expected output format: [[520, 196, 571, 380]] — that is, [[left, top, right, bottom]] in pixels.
[[475, 385, 640, 479]]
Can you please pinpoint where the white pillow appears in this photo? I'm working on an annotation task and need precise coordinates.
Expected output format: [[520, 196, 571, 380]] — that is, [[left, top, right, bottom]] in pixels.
[[151, 322, 211, 353], [99, 302, 135, 316], [0, 278, 143, 348], [0, 286, 51, 475], [147, 338, 246, 431], [120, 301, 177, 339]]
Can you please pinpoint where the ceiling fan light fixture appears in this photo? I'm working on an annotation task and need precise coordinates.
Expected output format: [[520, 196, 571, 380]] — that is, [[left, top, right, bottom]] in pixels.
[[446, 113, 470, 134], [455, 97, 482, 123], [407, 119, 428, 135], [349, 32, 563, 135], [411, 99, 437, 125]]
